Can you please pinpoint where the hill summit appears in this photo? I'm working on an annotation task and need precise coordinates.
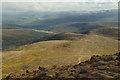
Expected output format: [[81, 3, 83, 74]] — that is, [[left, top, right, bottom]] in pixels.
[[4, 52, 120, 80]]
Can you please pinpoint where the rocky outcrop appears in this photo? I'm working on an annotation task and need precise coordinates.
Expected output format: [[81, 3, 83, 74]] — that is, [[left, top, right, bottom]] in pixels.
[[4, 52, 120, 80]]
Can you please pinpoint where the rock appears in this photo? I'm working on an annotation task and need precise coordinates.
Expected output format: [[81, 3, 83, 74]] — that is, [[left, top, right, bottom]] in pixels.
[[79, 66, 90, 74], [38, 66, 46, 71], [117, 61, 120, 66], [114, 52, 120, 56], [91, 61, 107, 67], [46, 71, 56, 78], [52, 65, 57, 69], [108, 67, 120, 73], [70, 69, 76, 73], [33, 70, 37, 75], [102, 55, 115, 62], [108, 61, 118, 66], [73, 65, 79, 69], [90, 55, 101, 63], [114, 52, 120, 61], [80, 70, 87, 74], [89, 72, 102, 78], [77, 74, 88, 78], [26, 70, 29, 73], [21, 73, 25, 76], [89, 72, 113, 78], [6, 73, 15, 78], [113, 74, 120, 78], [97, 66, 108, 70], [116, 56, 120, 61], [36, 72, 46, 77], [108, 72, 115, 76], [112, 56, 118, 60]]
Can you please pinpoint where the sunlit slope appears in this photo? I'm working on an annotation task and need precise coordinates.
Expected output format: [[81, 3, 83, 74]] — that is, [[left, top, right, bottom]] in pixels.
[[2, 34, 118, 77]]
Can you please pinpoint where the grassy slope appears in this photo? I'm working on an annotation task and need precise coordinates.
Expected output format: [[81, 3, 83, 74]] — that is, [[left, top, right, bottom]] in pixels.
[[2, 34, 118, 77], [2, 29, 54, 50], [48, 22, 104, 33], [91, 27, 119, 40]]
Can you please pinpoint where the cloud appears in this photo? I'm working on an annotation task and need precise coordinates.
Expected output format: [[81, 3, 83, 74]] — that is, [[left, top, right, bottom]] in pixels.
[[2, 2, 118, 13], [1, 0, 119, 2]]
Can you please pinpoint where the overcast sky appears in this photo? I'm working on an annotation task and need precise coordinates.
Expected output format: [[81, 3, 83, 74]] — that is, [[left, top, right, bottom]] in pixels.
[[2, 2, 118, 13]]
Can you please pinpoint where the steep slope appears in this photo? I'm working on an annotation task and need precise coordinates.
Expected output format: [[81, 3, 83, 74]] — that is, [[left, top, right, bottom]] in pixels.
[[2, 34, 118, 77]]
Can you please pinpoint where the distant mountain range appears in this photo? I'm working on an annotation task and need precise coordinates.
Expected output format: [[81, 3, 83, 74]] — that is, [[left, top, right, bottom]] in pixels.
[[2, 9, 118, 31]]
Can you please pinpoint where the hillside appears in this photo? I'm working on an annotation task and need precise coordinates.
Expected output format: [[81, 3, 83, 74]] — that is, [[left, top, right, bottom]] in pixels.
[[47, 22, 104, 33], [4, 52, 120, 79], [2, 34, 118, 77], [91, 27, 119, 40], [2, 22, 105, 51], [2, 29, 54, 51]]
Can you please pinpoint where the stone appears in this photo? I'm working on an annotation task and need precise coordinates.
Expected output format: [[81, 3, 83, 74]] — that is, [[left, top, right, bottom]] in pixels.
[[79, 66, 90, 74], [77, 74, 88, 78], [103, 56, 114, 61], [21, 73, 25, 76], [52, 65, 57, 69], [113, 74, 120, 78], [90, 55, 101, 63], [70, 69, 76, 73], [6, 73, 15, 78], [89, 72, 113, 78], [97, 66, 108, 70], [91, 61, 107, 67], [38, 66, 45, 71], [26, 70, 29, 73], [115, 52, 120, 61], [117, 61, 120, 66]]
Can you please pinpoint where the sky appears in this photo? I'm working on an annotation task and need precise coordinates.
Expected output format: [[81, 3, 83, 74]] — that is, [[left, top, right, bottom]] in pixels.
[[2, 2, 118, 13], [1, 0, 119, 2]]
